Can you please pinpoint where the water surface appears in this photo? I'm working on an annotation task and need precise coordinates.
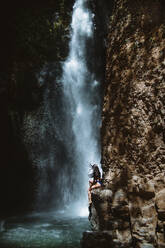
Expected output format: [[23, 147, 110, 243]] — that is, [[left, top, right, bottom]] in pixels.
[[0, 211, 90, 248]]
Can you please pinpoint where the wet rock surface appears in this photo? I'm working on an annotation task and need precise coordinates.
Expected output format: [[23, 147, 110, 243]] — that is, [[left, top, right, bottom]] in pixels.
[[83, 0, 165, 247]]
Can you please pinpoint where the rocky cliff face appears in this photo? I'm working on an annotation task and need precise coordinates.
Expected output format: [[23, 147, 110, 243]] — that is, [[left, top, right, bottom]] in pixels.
[[0, 0, 74, 219], [83, 0, 165, 247]]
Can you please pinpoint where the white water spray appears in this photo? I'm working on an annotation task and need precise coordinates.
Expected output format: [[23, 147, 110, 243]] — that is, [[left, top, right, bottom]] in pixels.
[[61, 0, 101, 214]]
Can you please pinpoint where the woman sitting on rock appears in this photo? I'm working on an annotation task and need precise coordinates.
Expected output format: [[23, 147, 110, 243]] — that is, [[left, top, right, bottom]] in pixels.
[[88, 164, 102, 205]]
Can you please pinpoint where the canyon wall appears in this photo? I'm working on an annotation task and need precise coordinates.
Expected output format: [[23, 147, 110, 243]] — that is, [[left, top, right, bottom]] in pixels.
[[0, 0, 74, 218], [83, 0, 165, 247]]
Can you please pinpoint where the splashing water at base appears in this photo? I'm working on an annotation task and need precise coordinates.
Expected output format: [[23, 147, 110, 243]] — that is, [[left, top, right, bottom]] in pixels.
[[0, 212, 90, 248]]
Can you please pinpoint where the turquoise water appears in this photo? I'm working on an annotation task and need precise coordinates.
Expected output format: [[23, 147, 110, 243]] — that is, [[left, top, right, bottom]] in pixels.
[[0, 212, 90, 248]]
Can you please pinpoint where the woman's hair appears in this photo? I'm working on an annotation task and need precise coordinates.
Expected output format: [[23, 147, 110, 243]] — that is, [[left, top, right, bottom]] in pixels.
[[93, 164, 101, 182]]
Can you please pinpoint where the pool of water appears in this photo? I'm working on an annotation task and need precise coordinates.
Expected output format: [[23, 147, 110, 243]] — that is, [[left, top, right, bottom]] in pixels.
[[0, 211, 90, 248]]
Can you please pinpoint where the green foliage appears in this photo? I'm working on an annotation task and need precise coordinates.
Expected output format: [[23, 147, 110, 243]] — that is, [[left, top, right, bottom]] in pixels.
[[8, 0, 74, 108], [14, 0, 73, 70]]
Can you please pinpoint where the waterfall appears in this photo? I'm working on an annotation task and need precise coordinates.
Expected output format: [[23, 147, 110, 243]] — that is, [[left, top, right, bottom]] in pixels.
[[60, 0, 101, 214]]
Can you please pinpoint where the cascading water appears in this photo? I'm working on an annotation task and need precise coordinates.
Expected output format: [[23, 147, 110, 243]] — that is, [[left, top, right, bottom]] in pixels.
[[60, 0, 101, 214], [0, 1, 101, 247], [17, 0, 101, 215]]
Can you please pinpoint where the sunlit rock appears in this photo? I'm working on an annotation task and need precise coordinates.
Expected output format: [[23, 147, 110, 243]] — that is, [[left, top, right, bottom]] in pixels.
[[83, 0, 165, 247]]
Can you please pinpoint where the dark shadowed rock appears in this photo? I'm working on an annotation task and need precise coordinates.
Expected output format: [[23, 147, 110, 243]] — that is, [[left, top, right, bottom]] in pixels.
[[82, 231, 113, 248]]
